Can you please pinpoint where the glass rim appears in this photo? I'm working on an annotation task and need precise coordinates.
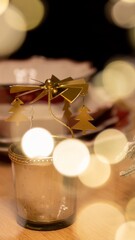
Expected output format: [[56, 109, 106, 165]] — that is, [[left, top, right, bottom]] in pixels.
[[8, 135, 67, 165]]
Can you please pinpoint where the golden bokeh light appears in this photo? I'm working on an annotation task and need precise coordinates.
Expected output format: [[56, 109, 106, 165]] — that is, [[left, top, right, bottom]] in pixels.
[[94, 128, 128, 164], [122, 0, 135, 3], [4, 4, 27, 31], [79, 153, 111, 188], [0, 5, 26, 57], [125, 197, 135, 221], [92, 71, 113, 106], [75, 202, 125, 240], [104, 0, 114, 24], [111, 0, 135, 29], [102, 60, 135, 101], [128, 27, 135, 49], [92, 71, 104, 87], [11, 0, 45, 31], [21, 127, 54, 158], [0, 0, 9, 15], [115, 221, 135, 240], [53, 139, 90, 177]]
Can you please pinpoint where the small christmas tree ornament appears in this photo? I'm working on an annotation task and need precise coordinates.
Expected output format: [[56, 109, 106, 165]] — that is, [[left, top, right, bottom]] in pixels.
[[6, 98, 28, 125], [71, 105, 96, 135]]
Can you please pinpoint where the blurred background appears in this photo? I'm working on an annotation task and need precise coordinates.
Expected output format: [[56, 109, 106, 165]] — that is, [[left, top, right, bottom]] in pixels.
[[1, 0, 135, 145], [0, 0, 134, 71]]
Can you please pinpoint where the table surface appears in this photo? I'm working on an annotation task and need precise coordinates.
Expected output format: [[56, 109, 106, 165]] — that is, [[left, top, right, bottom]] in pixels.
[[1, 148, 135, 240]]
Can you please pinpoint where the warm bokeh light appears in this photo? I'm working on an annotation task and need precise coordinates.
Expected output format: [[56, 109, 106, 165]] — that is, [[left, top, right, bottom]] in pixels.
[[122, 0, 135, 2], [21, 127, 54, 158], [0, 0, 9, 15], [125, 197, 135, 220], [53, 138, 90, 177], [128, 27, 135, 49], [75, 202, 125, 240], [4, 4, 27, 31], [0, 4, 26, 57], [79, 153, 111, 187], [92, 71, 103, 87], [115, 221, 135, 240], [94, 128, 128, 164], [91, 71, 113, 107], [102, 60, 135, 101], [110, 0, 135, 29], [11, 0, 45, 31]]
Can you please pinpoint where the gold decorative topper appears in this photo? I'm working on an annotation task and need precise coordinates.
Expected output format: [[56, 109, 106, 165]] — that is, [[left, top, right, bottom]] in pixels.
[[8, 75, 96, 137], [10, 75, 88, 104]]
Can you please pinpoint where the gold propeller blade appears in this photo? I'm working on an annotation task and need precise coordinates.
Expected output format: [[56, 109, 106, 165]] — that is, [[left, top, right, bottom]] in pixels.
[[10, 85, 40, 93], [60, 78, 86, 86], [61, 87, 83, 103], [17, 89, 41, 98], [30, 89, 48, 103]]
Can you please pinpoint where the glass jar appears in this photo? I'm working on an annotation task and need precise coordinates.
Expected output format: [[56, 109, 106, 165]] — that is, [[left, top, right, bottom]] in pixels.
[[8, 139, 77, 230]]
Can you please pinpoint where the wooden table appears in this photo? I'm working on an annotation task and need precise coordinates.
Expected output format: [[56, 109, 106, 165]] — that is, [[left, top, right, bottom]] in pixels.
[[1, 150, 135, 240]]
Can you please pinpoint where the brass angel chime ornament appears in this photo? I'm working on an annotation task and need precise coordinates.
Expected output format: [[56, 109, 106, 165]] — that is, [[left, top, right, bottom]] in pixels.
[[7, 75, 96, 137]]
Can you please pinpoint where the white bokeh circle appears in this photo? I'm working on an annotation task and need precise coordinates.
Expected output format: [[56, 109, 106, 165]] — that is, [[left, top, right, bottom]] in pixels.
[[21, 127, 54, 158], [53, 138, 90, 177]]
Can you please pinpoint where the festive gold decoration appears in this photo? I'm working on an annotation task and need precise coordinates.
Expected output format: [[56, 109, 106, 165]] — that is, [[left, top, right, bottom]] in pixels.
[[8, 75, 96, 136], [10, 75, 88, 104], [62, 100, 72, 122], [71, 105, 96, 135], [6, 98, 28, 125]]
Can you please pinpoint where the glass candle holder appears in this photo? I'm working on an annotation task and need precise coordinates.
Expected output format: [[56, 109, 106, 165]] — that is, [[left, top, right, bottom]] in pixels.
[[8, 139, 77, 231]]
